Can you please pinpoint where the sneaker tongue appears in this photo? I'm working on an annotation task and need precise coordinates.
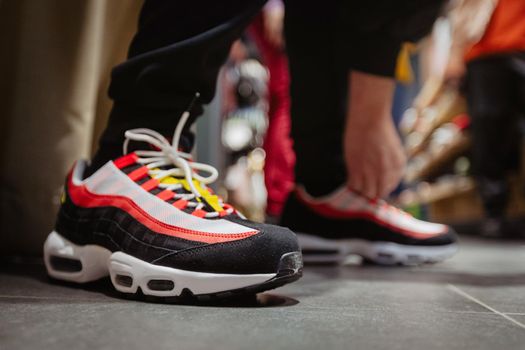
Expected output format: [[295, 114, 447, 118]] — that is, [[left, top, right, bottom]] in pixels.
[[124, 132, 220, 213], [178, 133, 195, 153], [159, 175, 224, 213]]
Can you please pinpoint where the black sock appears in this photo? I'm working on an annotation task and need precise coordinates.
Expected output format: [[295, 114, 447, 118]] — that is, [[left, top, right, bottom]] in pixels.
[[84, 124, 196, 179], [84, 142, 123, 178]]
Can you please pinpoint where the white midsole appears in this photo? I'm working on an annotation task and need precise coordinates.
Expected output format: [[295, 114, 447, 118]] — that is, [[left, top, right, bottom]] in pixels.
[[43, 231, 111, 283], [297, 232, 458, 265], [44, 231, 275, 296]]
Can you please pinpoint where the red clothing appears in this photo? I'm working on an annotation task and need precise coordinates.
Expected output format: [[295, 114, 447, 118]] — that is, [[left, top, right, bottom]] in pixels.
[[466, 0, 525, 61], [249, 15, 295, 217]]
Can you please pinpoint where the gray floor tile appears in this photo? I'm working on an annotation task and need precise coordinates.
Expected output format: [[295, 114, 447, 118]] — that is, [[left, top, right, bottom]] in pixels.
[[2, 236, 525, 350]]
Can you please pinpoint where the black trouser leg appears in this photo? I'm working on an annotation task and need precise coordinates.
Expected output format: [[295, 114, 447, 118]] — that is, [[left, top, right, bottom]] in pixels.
[[284, 0, 444, 196], [88, 0, 265, 176], [466, 53, 525, 218], [284, 1, 348, 196]]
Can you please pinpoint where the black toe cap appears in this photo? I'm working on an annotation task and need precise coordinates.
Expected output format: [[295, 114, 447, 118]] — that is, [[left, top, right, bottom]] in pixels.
[[418, 226, 459, 246], [154, 222, 300, 274]]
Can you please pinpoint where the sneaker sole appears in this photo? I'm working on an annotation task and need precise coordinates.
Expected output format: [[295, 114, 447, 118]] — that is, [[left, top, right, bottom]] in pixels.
[[44, 231, 303, 301], [298, 233, 458, 266]]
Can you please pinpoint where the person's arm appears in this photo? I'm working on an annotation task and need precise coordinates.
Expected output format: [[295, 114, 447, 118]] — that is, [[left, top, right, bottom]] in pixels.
[[262, 0, 284, 49], [445, 0, 497, 81], [450, 0, 497, 48], [344, 71, 406, 198]]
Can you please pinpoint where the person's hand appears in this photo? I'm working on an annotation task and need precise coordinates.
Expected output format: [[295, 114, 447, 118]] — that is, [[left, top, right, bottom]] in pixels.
[[262, 4, 285, 49], [345, 71, 406, 199], [345, 116, 406, 199], [229, 40, 247, 63]]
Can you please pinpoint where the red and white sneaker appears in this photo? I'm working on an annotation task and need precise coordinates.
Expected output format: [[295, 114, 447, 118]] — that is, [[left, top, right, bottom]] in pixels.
[[43, 112, 302, 301], [280, 186, 458, 265]]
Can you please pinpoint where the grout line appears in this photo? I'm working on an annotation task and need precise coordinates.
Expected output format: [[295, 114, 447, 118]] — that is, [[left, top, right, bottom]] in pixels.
[[504, 313, 525, 316], [0, 294, 117, 302], [0, 294, 66, 300], [448, 284, 525, 330]]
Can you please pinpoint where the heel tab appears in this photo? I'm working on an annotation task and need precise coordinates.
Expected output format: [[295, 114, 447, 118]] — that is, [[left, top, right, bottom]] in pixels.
[[70, 160, 88, 184]]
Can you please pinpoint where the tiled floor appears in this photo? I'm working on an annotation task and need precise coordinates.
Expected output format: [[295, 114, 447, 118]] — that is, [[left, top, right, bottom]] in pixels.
[[1, 236, 525, 350]]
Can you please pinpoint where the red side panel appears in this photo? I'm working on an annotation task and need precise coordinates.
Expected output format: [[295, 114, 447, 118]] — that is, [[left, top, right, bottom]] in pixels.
[[113, 153, 138, 169], [296, 191, 445, 239], [66, 172, 257, 244]]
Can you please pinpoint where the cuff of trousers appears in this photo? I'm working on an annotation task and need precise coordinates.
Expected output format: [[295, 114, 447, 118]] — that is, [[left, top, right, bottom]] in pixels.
[[346, 35, 402, 78], [101, 103, 196, 151]]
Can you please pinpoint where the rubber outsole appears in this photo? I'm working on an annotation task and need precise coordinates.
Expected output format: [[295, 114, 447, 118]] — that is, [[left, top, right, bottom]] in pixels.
[[129, 265, 303, 304], [44, 231, 303, 302]]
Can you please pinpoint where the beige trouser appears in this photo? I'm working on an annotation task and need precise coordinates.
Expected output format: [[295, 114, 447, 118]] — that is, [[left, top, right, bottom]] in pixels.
[[0, 0, 142, 255]]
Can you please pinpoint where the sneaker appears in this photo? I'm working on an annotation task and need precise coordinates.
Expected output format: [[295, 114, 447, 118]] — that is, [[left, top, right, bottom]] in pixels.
[[280, 186, 458, 265], [44, 111, 302, 301]]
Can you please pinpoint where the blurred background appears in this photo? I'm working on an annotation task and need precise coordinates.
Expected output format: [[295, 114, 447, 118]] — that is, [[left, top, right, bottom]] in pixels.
[[1, 0, 525, 256]]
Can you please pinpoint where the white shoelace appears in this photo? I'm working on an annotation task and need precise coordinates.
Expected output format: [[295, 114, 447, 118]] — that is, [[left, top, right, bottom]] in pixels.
[[122, 107, 233, 218]]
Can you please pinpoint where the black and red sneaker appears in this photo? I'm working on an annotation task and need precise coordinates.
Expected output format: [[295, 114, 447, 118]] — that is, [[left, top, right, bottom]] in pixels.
[[43, 114, 302, 301], [280, 186, 458, 265]]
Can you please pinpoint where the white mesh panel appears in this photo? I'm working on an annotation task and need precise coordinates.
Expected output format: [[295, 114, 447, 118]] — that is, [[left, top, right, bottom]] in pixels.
[[302, 186, 446, 235], [86, 163, 255, 235], [335, 189, 445, 235]]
